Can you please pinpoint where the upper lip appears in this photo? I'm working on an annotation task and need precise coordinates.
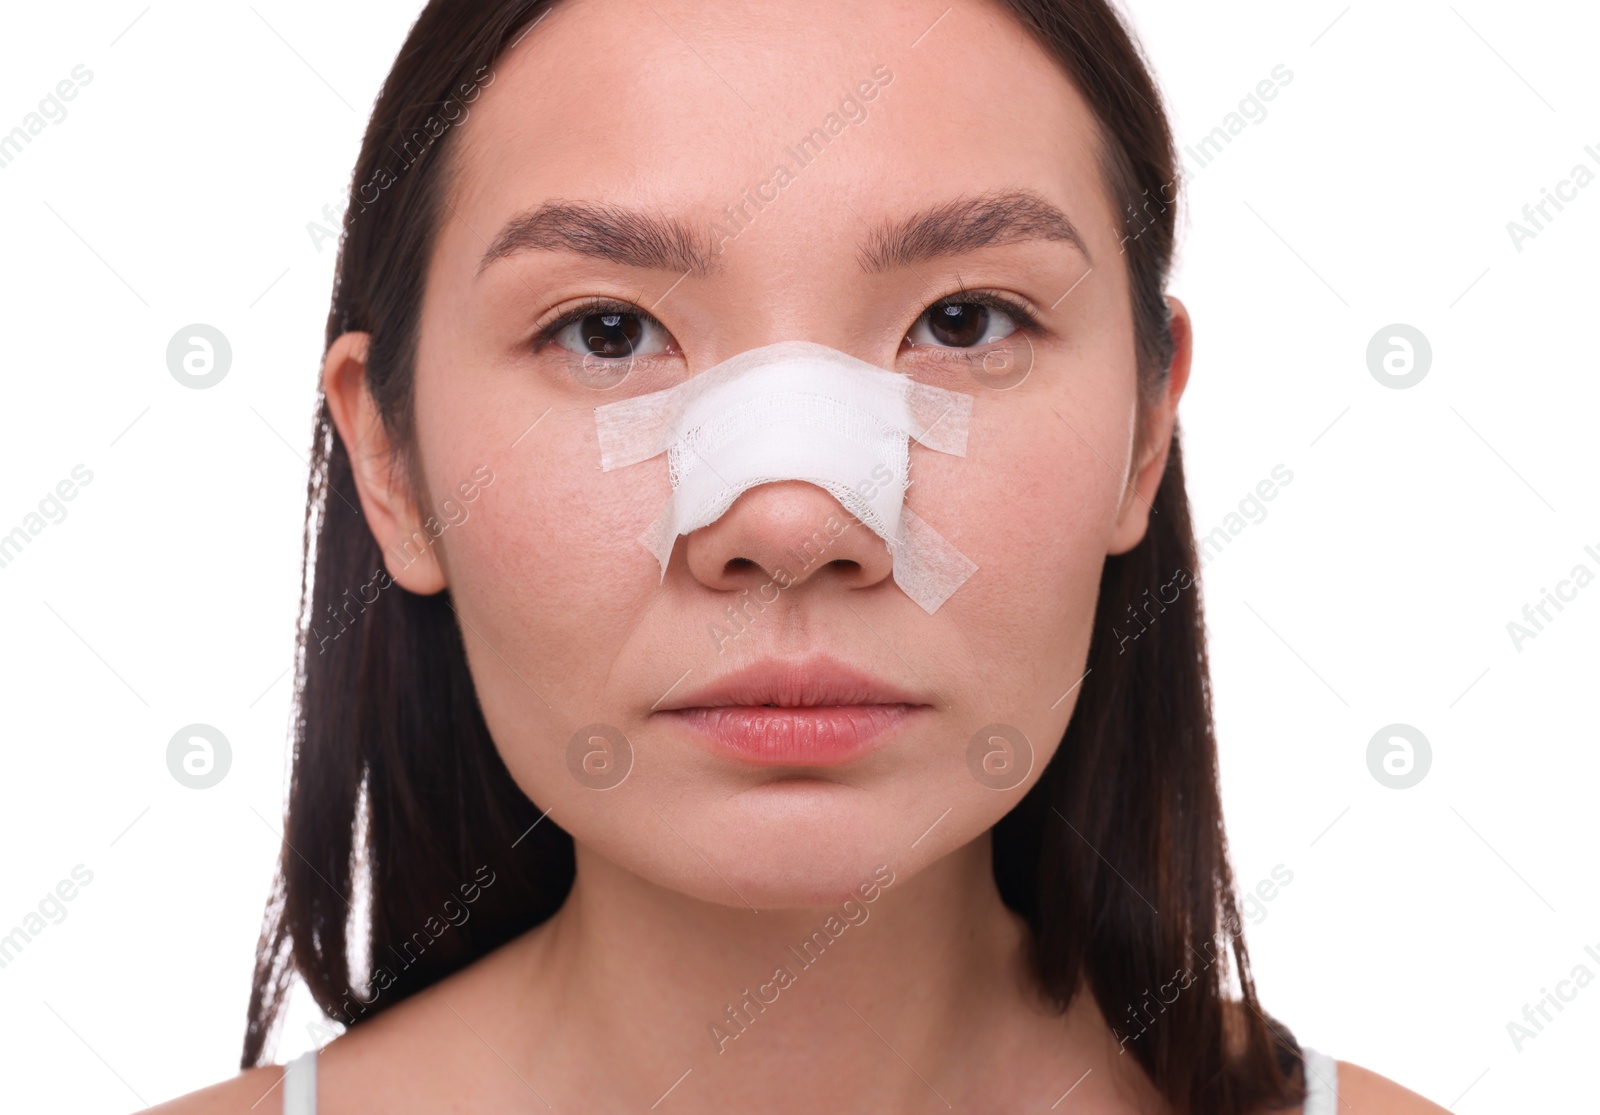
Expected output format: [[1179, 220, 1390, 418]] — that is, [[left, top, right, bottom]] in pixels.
[[655, 655, 929, 710]]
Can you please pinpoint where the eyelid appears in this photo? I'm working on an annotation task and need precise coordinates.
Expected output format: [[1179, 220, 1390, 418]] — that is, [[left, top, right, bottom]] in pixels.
[[927, 288, 1043, 333], [530, 288, 1045, 357], [906, 288, 1045, 353], [530, 296, 673, 352]]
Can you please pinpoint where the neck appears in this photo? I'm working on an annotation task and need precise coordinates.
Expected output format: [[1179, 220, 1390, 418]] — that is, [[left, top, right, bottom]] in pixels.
[[515, 833, 1165, 1113]]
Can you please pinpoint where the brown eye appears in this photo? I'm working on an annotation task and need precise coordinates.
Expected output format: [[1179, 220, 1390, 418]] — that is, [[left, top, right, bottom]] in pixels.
[[907, 300, 1021, 348], [552, 307, 670, 359]]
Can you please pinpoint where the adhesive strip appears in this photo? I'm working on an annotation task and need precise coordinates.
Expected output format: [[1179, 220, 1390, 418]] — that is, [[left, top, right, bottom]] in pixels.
[[593, 341, 977, 613]]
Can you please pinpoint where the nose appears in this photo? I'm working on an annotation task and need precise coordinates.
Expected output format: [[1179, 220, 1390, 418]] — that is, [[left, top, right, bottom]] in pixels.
[[683, 481, 895, 597]]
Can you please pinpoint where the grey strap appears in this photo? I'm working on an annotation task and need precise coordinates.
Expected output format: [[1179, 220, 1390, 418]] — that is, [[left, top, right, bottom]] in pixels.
[[1300, 1047, 1338, 1115], [283, 1049, 317, 1115]]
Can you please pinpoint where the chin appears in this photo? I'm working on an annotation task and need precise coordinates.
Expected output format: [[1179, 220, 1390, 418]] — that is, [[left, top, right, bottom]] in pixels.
[[654, 782, 920, 910]]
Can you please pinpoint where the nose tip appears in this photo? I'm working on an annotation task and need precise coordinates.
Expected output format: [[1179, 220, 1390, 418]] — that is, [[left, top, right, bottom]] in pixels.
[[683, 480, 893, 597]]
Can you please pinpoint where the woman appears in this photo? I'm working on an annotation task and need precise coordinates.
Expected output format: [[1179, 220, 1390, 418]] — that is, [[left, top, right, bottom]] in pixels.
[[154, 0, 1446, 1111]]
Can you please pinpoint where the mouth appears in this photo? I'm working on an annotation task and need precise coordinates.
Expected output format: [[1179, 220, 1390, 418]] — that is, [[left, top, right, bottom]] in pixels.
[[654, 655, 933, 766]]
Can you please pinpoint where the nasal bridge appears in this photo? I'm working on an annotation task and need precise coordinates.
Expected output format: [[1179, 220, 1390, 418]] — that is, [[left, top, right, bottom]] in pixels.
[[593, 340, 978, 613]]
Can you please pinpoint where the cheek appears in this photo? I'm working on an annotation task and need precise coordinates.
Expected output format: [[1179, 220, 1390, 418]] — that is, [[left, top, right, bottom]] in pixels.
[[440, 411, 667, 687], [412, 395, 668, 816], [850, 358, 1138, 872], [928, 378, 1134, 719], [434, 438, 679, 857]]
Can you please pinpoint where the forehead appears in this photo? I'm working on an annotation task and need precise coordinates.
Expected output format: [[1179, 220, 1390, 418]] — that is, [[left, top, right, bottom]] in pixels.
[[446, 0, 1116, 257]]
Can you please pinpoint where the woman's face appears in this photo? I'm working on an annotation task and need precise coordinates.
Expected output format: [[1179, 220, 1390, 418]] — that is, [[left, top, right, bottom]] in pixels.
[[334, 0, 1186, 907]]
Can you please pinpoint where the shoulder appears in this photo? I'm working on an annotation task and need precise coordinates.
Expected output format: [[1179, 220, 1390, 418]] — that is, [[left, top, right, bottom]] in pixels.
[[1218, 1005, 1447, 1115], [142, 1064, 287, 1115], [1325, 1060, 1452, 1114], [141, 918, 551, 1113], [1255, 1055, 1452, 1115]]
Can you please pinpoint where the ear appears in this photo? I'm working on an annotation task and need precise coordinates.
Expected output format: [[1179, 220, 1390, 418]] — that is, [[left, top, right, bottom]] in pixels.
[[322, 332, 447, 594], [1107, 295, 1192, 556]]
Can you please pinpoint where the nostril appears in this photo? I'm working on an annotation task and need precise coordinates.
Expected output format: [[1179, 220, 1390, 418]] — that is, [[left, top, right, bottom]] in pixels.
[[724, 557, 760, 575]]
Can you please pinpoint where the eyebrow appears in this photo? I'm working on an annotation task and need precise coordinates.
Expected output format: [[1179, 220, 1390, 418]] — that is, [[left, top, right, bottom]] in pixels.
[[476, 188, 1090, 278], [478, 200, 722, 277], [856, 189, 1092, 271]]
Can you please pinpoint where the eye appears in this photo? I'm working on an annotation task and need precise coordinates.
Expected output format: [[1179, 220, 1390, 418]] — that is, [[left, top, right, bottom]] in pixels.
[[542, 300, 674, 361], [905, 295, 1030, 349]]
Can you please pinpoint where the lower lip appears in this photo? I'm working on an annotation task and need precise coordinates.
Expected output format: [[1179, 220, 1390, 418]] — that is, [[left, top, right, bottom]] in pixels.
[[663, 704, 924, 766]]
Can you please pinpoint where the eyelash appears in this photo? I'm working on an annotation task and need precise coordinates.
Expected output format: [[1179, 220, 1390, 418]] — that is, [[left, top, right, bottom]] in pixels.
[[918, 288, 1043, 336], [531, 296, 668, 354], [528, 289, 1044, 354]]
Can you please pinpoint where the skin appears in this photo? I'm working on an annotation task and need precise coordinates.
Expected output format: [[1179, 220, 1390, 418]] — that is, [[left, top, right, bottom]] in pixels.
[[152, 0, 1446, 1111]]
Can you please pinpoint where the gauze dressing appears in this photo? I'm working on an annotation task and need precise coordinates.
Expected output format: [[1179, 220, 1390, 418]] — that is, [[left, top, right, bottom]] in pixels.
[[593, 340, 977, 613]]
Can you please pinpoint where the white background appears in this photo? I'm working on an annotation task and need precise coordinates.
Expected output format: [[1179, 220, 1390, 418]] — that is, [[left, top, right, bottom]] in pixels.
[[0, 1, 1594, 1111]]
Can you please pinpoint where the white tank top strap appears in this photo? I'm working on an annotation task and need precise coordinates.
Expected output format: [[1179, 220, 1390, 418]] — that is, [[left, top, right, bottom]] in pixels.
[[276, 1035, 1328, 1112], [1299, 1047, 1338, 1115], [283, 1048, 317, 1115]]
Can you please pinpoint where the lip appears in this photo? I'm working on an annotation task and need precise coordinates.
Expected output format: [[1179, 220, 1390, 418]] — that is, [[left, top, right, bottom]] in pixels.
[[655, 656, 932, 766]]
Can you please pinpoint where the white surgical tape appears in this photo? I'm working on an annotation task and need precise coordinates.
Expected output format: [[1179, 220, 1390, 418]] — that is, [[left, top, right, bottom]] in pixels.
[[592, 340, 978, 613]]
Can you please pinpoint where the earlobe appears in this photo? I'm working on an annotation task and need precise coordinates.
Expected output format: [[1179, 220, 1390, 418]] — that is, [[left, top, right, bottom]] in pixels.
[[321, 332, 448, 594], [1106, 296, 1193, 556]]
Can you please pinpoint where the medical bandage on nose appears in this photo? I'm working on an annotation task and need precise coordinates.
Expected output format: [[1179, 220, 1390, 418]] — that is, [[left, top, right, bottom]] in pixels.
[[593, 340, 978, 613]]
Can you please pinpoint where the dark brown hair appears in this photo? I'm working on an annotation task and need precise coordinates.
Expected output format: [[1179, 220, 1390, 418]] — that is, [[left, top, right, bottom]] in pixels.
[[244, 3, 1304, 1112]]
